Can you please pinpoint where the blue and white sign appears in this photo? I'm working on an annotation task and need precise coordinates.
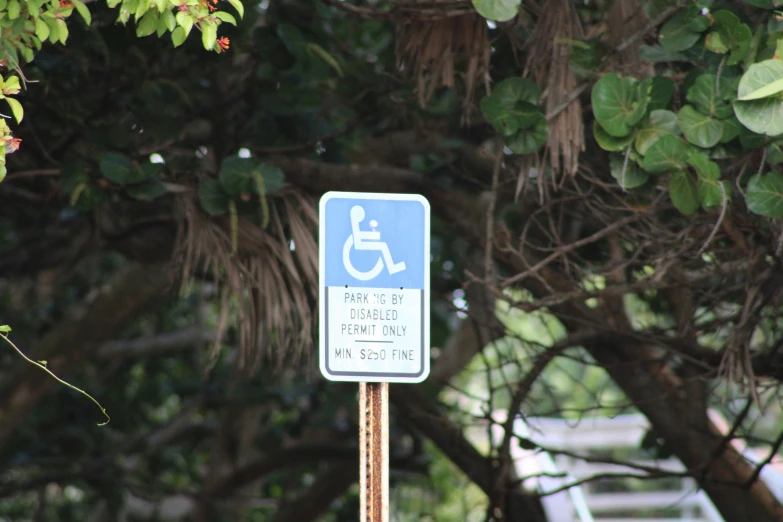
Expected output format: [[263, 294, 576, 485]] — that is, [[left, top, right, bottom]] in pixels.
[[319, 191, 430, 383]]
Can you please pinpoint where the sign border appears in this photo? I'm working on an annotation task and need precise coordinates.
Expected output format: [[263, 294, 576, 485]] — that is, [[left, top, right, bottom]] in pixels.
[[319, 191, 431, 383]]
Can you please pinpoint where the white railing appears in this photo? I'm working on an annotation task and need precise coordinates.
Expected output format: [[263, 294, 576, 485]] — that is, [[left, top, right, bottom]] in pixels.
[[487, 414, 726, 522]]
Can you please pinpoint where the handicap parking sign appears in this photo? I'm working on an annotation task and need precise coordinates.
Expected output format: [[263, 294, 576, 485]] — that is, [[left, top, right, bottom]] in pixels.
[[319, 192, 430, 383]]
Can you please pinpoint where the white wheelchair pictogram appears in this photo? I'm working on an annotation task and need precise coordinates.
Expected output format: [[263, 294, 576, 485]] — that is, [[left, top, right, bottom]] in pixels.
[[343, 205, 406, 281]]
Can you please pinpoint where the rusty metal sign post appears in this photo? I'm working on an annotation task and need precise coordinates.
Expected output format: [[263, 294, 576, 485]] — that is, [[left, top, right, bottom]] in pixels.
[[319, 192, 430, 522], [360, 382, 389, 522]]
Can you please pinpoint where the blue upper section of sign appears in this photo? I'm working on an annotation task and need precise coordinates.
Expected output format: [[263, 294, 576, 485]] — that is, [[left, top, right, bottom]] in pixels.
[[323, 196, 426, 289]]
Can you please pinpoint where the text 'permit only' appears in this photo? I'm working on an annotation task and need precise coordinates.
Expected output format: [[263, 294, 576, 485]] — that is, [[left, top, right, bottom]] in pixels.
[[318, 192, 431, 383]]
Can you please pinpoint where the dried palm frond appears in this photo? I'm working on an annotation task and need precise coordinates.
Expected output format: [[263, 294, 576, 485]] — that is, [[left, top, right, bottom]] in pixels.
[[174, 188, 318, 374], [396, 12, 490, 121], [525, 0, 585, 180]]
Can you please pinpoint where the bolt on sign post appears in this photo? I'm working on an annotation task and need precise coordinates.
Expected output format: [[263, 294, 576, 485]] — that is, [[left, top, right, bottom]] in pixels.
[[319, 192, 431, 522]]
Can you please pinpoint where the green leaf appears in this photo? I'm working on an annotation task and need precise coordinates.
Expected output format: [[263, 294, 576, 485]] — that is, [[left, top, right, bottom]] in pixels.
[[720, 116, 742, 143], [126, 179, 168, 201], [591, 73, 647, 138], [0, 325, 10, 333], [481, 97, 541, 136], [72, 0, 91, 25], [227, 0, 243, 18], [686, 74, 734, 119], [638, 45, 689, 63], [705, 31, 729, 54], [175, 11, 192, 36], [257, 163, 285, 194], [219, 156, 256, 195], [198, 178, 231, 216], [136, 10, 158, 37], [162, 9, 175, 31], [634, 109, 679, 155], [277, 24, 307, 59], [734, 95, 783, 137], [56, 18, 68, 44], [99, 153, 133, 184], [201, 21, 217, 50], [7, 0, 19, 20], [648, 77, 675, 111], [687, 152, 720, 180], [45, 16, 60, 44], [610, 154, 649, 189], [677, 105, 724, 148], [594, 121, 634, 152], [0, 164, 6, 184], [767, 143, 783, 164], [699, 177, 728, 208], [711, 10, 752, 65], [171, 26, 187, 47], [35, 16, 49, 41], [658, 12, 702, 52], [214, 11, 236, 25], [506, 117, 548, 155], [307, 43, 343, 77], [737, 59, 783, 100], [471, 0, 520, 22], [669, 170, 700, 214], [5, 97, 23, 124], [746, 172, 783, 216], [642, 134, 692, 173], [495, 78, 540, 105]]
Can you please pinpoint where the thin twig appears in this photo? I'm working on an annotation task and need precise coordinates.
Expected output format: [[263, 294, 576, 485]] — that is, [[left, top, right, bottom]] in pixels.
[[697, 181, 727, 256], [0, 328, 110, 425]]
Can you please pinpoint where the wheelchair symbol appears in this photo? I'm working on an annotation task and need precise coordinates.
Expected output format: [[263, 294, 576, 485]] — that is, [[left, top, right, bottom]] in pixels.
[[343, 205, 406, 281]]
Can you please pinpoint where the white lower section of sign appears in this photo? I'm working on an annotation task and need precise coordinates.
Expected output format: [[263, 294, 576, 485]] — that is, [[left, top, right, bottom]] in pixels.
[[322, 287, 424, 381]]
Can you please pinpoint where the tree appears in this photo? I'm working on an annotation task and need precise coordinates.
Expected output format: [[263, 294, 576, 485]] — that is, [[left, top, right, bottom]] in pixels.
[[3, 0, 783, 520]]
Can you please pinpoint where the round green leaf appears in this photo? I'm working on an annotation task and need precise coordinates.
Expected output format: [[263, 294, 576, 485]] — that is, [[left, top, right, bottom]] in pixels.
[[471, 0, 520, 22], [669, 170, 700, 214], [634, 109, 679, 155], [686, 74, 734, 119], [99, 153, 132, 184], [492, 77, 540, 106], [198, 178, 231, 216], [594, 121, 634, 151], [746, 172, 783, 216], [609, 154, 649, 189], [734, 96, 783, 137], [677, 105, 724, 148], [641, 134, 692, 173], [506, 118, 548, 155], [219, 156, 256, 195], [711, 10, 752, 65], [658, 12, 702, 52], [591, 73, 648, 138], [737, 59, 783, 101], [481, 97, 541, 136]]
